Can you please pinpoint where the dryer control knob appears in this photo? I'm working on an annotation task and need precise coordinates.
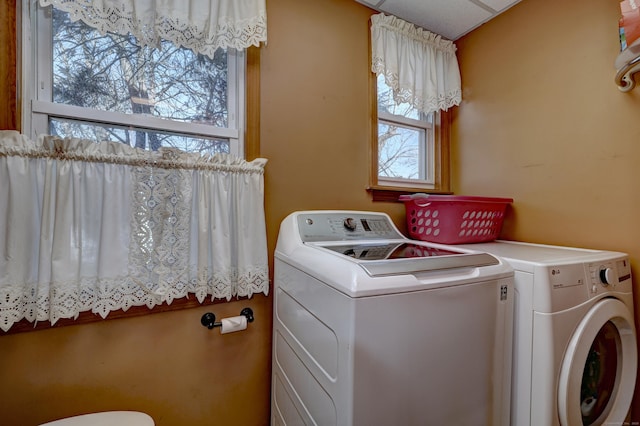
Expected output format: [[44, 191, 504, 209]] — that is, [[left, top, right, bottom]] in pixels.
[[599, 267, 614, 286]]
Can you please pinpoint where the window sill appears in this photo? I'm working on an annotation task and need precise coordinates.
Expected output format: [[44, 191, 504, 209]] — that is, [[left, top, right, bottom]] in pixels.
[[367, 185, 453, 202], [1, 294, 259, 335]]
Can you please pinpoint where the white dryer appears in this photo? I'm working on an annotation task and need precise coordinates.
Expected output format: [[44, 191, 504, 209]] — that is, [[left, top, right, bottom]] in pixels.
[[271, 211, 514, 426], [457, 240, 638, 426]]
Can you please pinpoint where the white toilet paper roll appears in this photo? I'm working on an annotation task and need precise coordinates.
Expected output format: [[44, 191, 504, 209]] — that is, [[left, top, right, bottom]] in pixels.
[[220, 315, 248, 334]]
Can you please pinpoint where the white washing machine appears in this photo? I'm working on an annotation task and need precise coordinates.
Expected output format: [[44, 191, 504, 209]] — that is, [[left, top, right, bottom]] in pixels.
[[271, 210, 515, 426], [456, 240, 638, 426]]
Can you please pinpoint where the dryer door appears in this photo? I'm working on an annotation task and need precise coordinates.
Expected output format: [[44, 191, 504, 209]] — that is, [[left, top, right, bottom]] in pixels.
[[558, 298, 637, 426]]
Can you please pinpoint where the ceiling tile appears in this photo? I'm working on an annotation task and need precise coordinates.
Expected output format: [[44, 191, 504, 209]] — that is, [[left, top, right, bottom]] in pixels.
[[377, 0, 494, 40], [355, 0, 523, 40]]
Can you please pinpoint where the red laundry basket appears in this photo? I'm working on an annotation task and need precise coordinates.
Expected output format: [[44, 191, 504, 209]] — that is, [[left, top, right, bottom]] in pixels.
[[399, 194, 513, 244]]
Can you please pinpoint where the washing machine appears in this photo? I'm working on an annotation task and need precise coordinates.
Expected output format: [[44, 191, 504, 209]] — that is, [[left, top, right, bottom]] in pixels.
[[456, 240, 638, 426], [271, 210, 515, 426]]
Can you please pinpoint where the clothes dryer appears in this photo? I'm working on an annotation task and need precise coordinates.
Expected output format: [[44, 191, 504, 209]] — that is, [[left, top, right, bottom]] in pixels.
[[457, 240, 637, 426]]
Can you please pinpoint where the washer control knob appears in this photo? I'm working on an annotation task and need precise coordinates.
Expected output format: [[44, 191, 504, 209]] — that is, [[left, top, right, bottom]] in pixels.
[[343, 217, 357, 231], [599, 267, 614, 286]]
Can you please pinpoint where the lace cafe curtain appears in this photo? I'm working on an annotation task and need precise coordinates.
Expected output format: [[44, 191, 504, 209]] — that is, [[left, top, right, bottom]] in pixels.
[[371, 13, 462, 114], [0, 131, 269, 331], [39, 0, 267, 58]]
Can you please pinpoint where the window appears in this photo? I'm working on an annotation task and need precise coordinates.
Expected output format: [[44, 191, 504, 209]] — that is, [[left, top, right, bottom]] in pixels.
[[22, 3, 246, 157], [8, 1, 263, 333], [377, 74, 435, 186], [369, 13, 458, 201], [370, 74, 451, 201]]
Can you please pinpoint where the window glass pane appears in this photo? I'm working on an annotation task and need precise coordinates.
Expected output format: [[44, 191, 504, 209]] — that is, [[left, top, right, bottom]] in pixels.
[[378, 122, 423, 179], [51, 8, 228, 127], [50, 117, 230, 154], [377, 74, 421, 120]]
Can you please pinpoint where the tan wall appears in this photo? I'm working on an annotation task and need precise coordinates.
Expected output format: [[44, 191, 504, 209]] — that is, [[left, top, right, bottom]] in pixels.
[[0, 299, 273, 425], [0, 1, 405, 425], [260, 0, 404, 248], [454, 0, 640, 419]]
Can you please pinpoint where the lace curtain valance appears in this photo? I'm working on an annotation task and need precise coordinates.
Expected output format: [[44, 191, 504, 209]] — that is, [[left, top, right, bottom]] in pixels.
[[371, 13, 462, 114], [0, 131, 269, 331], [38, 0, 267, 57]]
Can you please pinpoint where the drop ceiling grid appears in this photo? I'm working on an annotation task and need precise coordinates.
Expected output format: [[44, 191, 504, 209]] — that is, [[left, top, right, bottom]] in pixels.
[[480, 0, 520, 13], [356, 0, 523, 40], [380, 0, 492, 40]]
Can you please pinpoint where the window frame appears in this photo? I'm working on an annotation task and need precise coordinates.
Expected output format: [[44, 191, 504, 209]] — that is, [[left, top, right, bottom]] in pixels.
[[368, 72, 452, 202], [21, 1, 246, 157], [377, 108, 435, 187]]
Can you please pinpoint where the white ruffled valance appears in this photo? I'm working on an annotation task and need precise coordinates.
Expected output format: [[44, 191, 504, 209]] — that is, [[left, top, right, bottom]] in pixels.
[[371, 13, 461, 114], [39, 0, 267, 57], [0, 131, 269, 331]]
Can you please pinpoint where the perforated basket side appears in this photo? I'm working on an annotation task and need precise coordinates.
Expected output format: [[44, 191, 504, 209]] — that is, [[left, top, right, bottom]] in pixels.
[[403, 198, 510, 244]]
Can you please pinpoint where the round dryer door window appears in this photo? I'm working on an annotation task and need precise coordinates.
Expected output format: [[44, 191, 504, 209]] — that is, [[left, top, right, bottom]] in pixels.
[[558, 298, 638, 426]]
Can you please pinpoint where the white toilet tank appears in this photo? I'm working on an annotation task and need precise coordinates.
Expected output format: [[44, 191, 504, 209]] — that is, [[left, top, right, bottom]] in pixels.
[[39, 411, 154, 426]]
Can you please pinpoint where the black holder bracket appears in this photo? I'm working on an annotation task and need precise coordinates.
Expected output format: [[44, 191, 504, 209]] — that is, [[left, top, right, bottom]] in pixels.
[[200, 307, 254, 330]]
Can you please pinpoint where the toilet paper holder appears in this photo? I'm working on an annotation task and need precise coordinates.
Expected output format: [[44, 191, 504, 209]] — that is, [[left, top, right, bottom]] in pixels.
[[200, 308, 254, 330]]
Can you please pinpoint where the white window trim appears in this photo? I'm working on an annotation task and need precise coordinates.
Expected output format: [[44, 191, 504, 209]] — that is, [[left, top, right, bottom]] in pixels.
[[21, 0, 246, 157]]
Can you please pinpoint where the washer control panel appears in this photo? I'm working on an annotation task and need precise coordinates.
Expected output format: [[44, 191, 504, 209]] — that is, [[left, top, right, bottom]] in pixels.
[[297, 212, 404, 242]]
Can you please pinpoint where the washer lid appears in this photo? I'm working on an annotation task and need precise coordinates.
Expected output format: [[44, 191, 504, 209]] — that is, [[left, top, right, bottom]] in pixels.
[[315, 241, 500, 277]]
